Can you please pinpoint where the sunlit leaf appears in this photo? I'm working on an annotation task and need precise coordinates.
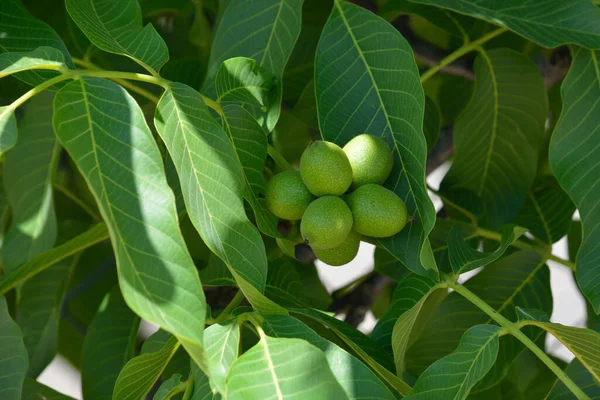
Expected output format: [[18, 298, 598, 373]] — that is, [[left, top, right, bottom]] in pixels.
[[53, 76, 208, 368], [0, 47, 67, 78], [2, 92, 59, 271], [315, 0, 437, 277], [82, 287, 140, 400], [441, 48, 547, 229], [65, 0, 169, 74], [203, 320, 240, 394], [549, 47, 600, 313], [405, 325, 501, 400], [154, 82, 284, 314], [0, 295, 28, 400]]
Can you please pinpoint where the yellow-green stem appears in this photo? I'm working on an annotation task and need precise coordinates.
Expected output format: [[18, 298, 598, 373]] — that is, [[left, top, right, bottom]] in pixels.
[[214, 290, 245, 323], [181, 376, 195, 400], [420, 27, 507, 83], [449, 282, 589, 400]]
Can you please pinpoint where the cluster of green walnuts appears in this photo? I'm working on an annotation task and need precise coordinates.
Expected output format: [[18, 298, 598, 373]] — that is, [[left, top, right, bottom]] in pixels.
[[265, 134, 408, 266]]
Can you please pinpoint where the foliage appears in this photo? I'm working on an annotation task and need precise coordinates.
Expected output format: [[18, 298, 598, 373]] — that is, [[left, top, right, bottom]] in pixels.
[[0, 0, 599, 399]]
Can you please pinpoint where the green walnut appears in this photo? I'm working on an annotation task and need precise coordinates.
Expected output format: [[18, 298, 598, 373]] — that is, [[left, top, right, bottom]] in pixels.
[[343, 134, 393, 188], [313, 230, 361, 266], [346, 184, 407, 238], [300, 196, 353, 249], [265, 171, 314, 220], [300, 141, 353, 196]]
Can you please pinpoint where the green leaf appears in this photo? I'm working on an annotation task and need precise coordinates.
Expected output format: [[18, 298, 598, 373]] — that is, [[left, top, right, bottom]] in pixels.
[[154, 82, 284, 314], [221, 103, 280, 237], [373, 246, 410, 281], [199, 255, 236, 287], [82, 287, 140, 400], [423, 96, 440, 153], [568, 220, 582, 262], [216, 58, 278, 132], [2, 92, 59, 271], [113, 334, 180, 400], [315, 0, 437, 277], [291, 79, 319, 130], [53, 77, 208, 367], [154, 373, 184, 400], [514, 176, 576, 244], [448, 225, 527, 274], [519, 321, 600, 381], [0, 106, 17, 159], [405, 325, 501, 400], [0, 47, 67, 78], [0, 295, 28, 400], [265, 257, 305, 306], [190, 360, 220, 400], [203, 321, 240, 394], [262, 314, 396, 399], [0, 223, 109, 295], [0, 0, 72, 85], [22, 378, 76, 400], [549, 47, 600, 313], [547, 359, 600, 400], [406, 251, 551, 388], [225, 334, 349, 399], [65, 0, 169, 74], [441, 48, 548, 229], [400, 0, 600, 49], [203, 0, 304, 130]]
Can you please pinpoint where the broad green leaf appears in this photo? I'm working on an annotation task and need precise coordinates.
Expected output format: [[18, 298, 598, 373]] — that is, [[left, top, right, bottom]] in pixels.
[[0, 295, 28, 400], [291, 79, 319, 130], [447, 225, 526, 274], [441, 48, 547, 229], [0, 223, 108, 295], [265, 258, 305, 307], [399, 0, 600, 49], [405, 325, 501, 400], [372, 275, 443, 373], [225, 335, 349, 400], [437, 75, 474, 125], [2, 92, 59, 271], [0, 47, 67, 78], [113, 334, 180, 400], [549, 47, 600, 313], [547, 360, 600, 400], [154, 82, 284, 314], [82, 287, 140, 400], [190, 360, 220, 400], [216, 58, 278, 131], [262, 314, 396, 400], [0, 0, 72, 85], [514, 176, 576, 244], [203, 321, 240, 394], [315, 0, 437, 277], [22, 378, 76, 400], [154, 373, 184, 400], [65, 0, 169, 74], [203, 0, 304, 130], [568, 221, 582, 263], [200, 255, 236, 287], [53, 77, 208, 367], [0, 106, 17, 158], [373, 246, 410, 281], [423, 96, 440, 153], [222, 103, 280, 237], [519, 321, 600, 381], [407, 251, 551, 388]]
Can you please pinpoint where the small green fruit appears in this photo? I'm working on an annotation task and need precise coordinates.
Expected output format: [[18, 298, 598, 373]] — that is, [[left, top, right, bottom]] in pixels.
[[313, 230, 361, 266], [346, 184, 407, 238], [265, 171, 314, 220], [300, 141, 353, 196], [343, 134, 393, 187], [301, 196, 353, 249]]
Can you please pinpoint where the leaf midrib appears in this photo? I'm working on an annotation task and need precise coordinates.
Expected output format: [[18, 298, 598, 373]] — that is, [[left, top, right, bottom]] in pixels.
[[261, 339, 284, 400], [452, 328, 498, 398]]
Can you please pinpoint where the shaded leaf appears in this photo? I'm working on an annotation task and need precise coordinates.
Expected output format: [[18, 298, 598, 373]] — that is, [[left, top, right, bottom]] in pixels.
[[190, 360, 220, 400], [448, 225, 526, 274], [441, 48, 547, 229], [222, 103, 280, 237], [262, 314, 396, 399], [154, 373, 184, 400], [0, 47, 67, 78], [53, 77, 207, 367], [547, 359, 600, 400], [549, 47, 600, 313], [373, 246, 410, 281], [2, 92, 59, 271], [113, 334, 180, 400], [225, 334, 348, 399], [568, 220, 582, 262], [65, 0, 169, 73], [0, 295, 28, 400], [0, 223, 109, 295], [154, 82, 284, 314], [199, 254, 236, 287], [265, 257, 305, 306], [401, 0, 600, 49], [82, 287, 140, 400], [423, 96, 440, 153], [405, 325, 501, 400], [315, 0, 436, 277], [22, 378, 76, 400], [0, 107, 17, 159]]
